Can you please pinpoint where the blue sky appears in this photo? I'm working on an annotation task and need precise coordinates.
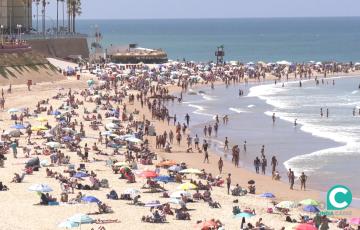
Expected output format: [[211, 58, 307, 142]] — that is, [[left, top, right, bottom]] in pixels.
[[42, 0, 360, 20]]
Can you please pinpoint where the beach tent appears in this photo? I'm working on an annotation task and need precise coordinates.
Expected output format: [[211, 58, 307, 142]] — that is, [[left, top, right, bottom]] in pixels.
[[28, 184, 53, 193], [144, 200, 162, 208], [125, 136, 143, 144], [11, 124, 26, 129], [168, 165, 182, 172], [4, 129, 22, 137]]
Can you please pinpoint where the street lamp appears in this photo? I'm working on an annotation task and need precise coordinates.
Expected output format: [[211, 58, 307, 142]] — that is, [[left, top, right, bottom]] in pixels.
[[17, 24, 22, 41], [0, 25, 4, 46]]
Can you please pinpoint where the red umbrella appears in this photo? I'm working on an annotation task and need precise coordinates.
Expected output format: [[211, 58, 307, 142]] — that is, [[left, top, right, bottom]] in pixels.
[[139, 170, 158, 178], [295, 224, 317, 230]]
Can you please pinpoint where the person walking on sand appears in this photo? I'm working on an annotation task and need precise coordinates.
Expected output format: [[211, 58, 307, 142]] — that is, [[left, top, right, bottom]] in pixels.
[[224, 137, 229, 151], [218, 157, 223, 174], [226, 173, 231, 195], [300, 172, 308, 190], [11, 140, 18, 158], [203, 150, 209, 164], [194, 134, 199, 149], [290, 171, 295, 190]]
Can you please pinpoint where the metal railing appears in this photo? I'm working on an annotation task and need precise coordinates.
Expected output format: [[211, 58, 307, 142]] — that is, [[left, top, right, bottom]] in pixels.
[[22, 33, 88, 40]]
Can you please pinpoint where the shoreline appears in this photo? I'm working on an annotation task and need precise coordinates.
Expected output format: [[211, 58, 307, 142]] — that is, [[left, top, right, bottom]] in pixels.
[[145, 74, 360, 210]]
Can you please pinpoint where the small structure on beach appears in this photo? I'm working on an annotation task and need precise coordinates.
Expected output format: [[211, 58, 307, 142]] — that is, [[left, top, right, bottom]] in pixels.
[[107, 44, 168, 64]]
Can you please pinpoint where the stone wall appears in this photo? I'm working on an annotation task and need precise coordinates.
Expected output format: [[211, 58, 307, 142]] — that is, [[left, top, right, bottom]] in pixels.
[[28, 37, 89, 59]]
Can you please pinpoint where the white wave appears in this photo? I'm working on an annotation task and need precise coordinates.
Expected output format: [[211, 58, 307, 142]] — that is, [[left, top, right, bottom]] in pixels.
[[247, 104, 255, 108], [229, 107, 247, 114], [188, 104, 215, 118], [202, 94, 217, 101], [352, 90, 359, 94]]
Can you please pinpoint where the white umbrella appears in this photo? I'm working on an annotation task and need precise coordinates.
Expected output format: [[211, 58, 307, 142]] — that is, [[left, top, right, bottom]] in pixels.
[[28, 184, 53, 193]]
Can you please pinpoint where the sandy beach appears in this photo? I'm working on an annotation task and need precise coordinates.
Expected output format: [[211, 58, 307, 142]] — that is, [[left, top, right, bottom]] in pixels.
[[0, 59, 359, 230]]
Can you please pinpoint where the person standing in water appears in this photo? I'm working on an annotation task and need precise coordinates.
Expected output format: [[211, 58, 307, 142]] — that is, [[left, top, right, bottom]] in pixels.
[[185, 113, 190, 126], [300, 172, 308, 190], [261, 157, 267, 175], [224, 137, 229, 151], [271, 156, 278, 174], [243, 141, 247, 153], [272, 113, 276, 125], [326, 108, 329, 118], [290, 171, 295, 190], [254, 157, 260, 174], [320, 108, 323, 117]]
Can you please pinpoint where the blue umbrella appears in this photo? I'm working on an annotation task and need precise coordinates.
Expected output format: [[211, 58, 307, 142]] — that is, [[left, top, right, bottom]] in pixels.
[[81, 196, 100, 204], [73, 172, 89, 178], [63, 136, 72, 142], [11, 124, 26, 129], [154, 175, 174, 183], [259, 192, 275, 198], [303, 205, 320, 213], [234, 212, 255, 218], [51, 111, 61, 115]]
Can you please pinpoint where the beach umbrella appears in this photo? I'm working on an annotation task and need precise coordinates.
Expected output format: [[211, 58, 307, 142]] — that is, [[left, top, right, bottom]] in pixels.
[[68, 214, 94, 224], [139, 170, 158, 178], [58, 220, 80, 229], [73, 172, 89, 178], [303, 205, 320, 213], [294, 224, 317, 230], [275, 201, 298, 209], [81, 196, 100, 204], [168, 165, 182, 172], [8, 108, 20, 113], [51, 111, 61, 116], [168, 198, 184, 205], [177, 182, 197, 190], [105, 123, 119, 130], [28, 184, 53, 193], [349, 217, 360, 225], [101, 131, 113, 136], [36, 117, 48, 122], [87, 79, 95, 86], [179, 168, 202, 174], [259, 192, 275, 198], [125, 136, 143, 144], [114, 162, 129, 167], [144, 200, 162, 208], [248, 180, 255, 185], [156, 160, 177, 167], [4, 129, 22, 137], [63, 136, 73, 142], [170, 190, 191, 199], [299, 199, 320, 206], [154, 175, 174, 183], [46, 142, 61, 148], [11, 124, 26, 129], [31, 125, 48, 131], [123, 188, 140, 197], [234, 212, 255, 218]]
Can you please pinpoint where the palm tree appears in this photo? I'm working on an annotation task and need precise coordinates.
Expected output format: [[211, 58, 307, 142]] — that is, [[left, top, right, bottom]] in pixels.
[[68, 0, 81, 33], [33, 0, 40, 33], [41, 0, 50, 35]]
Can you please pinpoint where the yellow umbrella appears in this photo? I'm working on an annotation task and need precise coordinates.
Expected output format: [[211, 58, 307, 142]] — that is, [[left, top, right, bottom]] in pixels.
[[31, 125, 48, 131], [177, 182, 197, 190], [36, 117, 48, 122]]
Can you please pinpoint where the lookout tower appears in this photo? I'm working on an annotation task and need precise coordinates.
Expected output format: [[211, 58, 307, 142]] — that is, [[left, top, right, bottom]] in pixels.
[[215, 45, 225, 65]]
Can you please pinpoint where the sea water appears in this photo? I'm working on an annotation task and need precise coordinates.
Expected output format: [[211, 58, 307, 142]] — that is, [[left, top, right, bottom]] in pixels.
[[77, 17, 360, 62], [165, 76, 360, 196]]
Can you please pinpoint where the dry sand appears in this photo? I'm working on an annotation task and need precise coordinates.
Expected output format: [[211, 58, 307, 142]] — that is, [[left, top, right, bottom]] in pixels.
[[0, 63, 358, 230]]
